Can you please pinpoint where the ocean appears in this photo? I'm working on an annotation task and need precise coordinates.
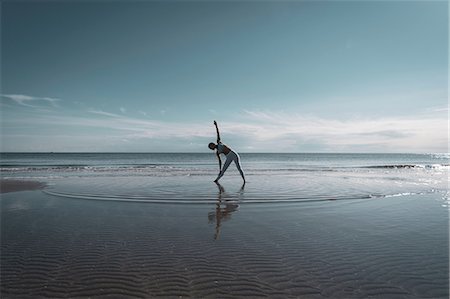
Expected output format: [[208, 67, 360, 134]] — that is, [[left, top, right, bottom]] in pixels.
[[1, 152, 449, 298], [1, 152, 448, 203]]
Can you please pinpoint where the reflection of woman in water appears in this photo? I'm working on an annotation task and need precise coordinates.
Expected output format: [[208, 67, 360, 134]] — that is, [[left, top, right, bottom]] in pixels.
[[208, 182, 242, 240], [208, 120, 246, 183]]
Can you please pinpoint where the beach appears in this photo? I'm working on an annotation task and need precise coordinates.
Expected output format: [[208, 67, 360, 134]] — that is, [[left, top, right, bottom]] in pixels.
[[2, 0, 448, 297], [0, 179, 47, 194], [1, 153, 448, 298]]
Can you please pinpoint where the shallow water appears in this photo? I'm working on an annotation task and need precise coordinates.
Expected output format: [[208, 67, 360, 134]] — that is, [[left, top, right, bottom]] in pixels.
[[1, 153, 448, 203], [1, 153, 448, 298]]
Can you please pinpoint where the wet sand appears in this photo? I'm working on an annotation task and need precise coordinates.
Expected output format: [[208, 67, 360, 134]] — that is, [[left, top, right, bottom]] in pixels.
[[0, 184, 448, 298], [0, 179, 47, 194]]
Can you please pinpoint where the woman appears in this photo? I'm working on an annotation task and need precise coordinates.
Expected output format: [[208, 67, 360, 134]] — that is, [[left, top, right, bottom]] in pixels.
[[208, 120, 246, 183]]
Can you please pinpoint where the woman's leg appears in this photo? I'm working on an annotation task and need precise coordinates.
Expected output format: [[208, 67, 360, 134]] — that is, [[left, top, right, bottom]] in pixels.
[[215, 154, 233, 181], [233, 152, 246, 182]]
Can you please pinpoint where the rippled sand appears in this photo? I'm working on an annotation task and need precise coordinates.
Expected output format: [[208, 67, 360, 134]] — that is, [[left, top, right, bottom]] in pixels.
[[1, 175, 448, 298]]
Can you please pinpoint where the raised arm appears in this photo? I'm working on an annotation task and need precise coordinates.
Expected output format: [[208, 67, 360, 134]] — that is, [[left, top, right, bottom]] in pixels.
[[213, 120, 221, 144]]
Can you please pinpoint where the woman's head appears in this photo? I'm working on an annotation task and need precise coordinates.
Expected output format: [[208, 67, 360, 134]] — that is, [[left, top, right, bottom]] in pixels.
[[208, 142, 216, 150]]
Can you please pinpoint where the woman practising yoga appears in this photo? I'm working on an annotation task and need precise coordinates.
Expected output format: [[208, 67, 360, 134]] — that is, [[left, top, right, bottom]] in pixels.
[[208, 121, 246, 183]]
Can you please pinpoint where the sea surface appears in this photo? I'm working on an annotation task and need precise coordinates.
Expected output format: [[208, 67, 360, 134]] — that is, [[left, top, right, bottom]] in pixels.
[[1, 153, 449, 298], [0, 152, 448, 203]]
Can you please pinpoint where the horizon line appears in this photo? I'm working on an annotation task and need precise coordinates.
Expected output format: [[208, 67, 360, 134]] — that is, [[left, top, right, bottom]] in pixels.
[[0, 151, 447, 155]]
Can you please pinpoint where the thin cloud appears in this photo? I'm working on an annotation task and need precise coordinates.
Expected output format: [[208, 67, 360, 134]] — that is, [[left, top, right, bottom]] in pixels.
[[88, 109, 122, 118], [2, 105, 447, 153], [1, 94, 61, 108], [236, 110, 447, 152], [356, 130, 412, 138], [430, 106, 448, 113], [14, 108, 211, 139]]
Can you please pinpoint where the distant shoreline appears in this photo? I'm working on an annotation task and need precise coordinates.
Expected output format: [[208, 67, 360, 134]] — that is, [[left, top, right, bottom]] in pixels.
[[0, 152, 444, 155]]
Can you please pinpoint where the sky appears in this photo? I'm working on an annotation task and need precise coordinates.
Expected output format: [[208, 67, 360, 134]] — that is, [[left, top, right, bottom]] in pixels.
[[1, 0, 448, 153]]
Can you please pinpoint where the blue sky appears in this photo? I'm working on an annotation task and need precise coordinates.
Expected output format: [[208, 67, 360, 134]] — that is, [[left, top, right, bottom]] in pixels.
[[1, 0, 448, 152]]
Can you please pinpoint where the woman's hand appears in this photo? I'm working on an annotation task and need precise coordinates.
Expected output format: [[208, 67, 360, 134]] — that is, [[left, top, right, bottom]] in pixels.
[[213, 120, 217, 126]]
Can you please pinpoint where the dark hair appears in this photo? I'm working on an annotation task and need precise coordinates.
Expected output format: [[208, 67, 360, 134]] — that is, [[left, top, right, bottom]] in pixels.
[[208, 142, 216, 150]]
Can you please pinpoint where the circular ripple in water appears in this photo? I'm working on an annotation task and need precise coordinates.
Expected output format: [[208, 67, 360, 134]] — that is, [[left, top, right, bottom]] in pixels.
[[44, 189, 376, 204], [42, 175, 407, 205], [45, 173, 440, 204]]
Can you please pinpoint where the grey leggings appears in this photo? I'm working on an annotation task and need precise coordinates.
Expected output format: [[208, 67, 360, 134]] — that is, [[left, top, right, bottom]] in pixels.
[[216, 151, 245, 181]]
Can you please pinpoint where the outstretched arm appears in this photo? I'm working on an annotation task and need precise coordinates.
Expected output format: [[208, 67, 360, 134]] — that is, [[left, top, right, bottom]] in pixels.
[[214, 120, 221, 144]]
